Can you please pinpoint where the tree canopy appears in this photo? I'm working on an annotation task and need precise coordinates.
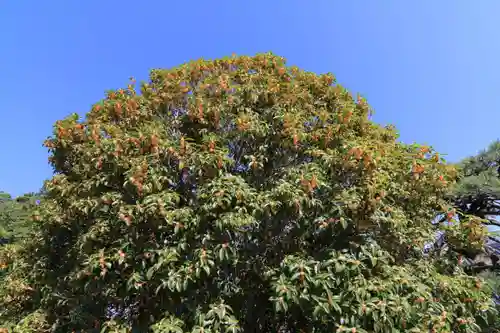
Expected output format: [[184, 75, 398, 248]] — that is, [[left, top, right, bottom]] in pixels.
[[0, 53, 497, 332]]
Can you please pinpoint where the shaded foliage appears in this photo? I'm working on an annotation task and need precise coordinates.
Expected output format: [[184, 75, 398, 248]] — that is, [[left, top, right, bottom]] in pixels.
[[0, 53, 497, 332]]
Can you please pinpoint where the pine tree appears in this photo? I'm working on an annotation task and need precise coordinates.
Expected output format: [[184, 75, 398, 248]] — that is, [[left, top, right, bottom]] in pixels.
[[0, 53, 497, 332], [452, 140, 500, 227], [447, 141, 500, 332], [440, 141, 500, 271]]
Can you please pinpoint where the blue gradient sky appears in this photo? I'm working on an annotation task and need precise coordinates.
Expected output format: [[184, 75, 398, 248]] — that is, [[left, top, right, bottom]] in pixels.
[[1, 1, 499, 197]]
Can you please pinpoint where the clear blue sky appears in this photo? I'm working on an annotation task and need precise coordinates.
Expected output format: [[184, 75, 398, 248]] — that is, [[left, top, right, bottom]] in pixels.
[[1, 1, 499, 197]]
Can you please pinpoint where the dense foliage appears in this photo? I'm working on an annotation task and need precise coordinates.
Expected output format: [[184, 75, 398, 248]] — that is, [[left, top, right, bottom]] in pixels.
[[0, 53, 497, 332]]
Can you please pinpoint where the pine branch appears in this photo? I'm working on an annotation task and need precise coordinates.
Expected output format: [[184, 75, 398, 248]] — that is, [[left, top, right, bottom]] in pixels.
[[485, 219, 500, 227]]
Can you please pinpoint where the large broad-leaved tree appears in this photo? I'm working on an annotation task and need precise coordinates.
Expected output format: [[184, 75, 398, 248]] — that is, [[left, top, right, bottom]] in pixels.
[[0, 53, 497, 332]]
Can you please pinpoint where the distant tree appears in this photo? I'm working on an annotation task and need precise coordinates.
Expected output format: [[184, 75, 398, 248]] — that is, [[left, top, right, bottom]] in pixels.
[[0, 53, 497, 332], [0, 191, 41, 330], [0, 192, 12, 244], [0, 192, 40, 245]]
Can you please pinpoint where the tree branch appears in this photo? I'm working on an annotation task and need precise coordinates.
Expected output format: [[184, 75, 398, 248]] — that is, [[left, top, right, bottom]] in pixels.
[[484, 219, 500, 227], [466, 264, 500, 274], [488, 236, 500, 244]]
